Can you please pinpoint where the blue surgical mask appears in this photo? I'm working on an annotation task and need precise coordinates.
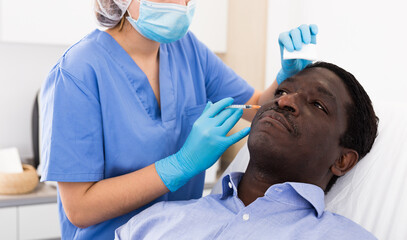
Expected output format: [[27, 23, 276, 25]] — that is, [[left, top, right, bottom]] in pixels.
[[127, 0, 196, 43]]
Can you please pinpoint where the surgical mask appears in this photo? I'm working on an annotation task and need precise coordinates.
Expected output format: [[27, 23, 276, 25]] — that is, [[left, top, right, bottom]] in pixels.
[[126, 0, 196, 43]]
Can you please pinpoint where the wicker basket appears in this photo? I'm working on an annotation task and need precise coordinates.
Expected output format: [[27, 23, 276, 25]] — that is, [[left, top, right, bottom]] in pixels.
[[0, 164, 39, 195]]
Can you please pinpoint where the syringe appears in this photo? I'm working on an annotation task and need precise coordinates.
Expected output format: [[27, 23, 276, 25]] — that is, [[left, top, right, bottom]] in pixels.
[[226, 105, 261, 110]]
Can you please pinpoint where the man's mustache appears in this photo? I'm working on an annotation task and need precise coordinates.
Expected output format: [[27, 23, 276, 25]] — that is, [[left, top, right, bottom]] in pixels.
[[257, 106, 300, 137]]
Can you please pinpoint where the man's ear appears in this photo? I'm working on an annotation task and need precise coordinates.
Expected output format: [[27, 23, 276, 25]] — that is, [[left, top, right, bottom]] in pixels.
[[330, 148, 359, 177]]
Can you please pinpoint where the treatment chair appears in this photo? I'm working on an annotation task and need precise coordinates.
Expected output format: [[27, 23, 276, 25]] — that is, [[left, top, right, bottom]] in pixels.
[[211, 101, 407, 240]]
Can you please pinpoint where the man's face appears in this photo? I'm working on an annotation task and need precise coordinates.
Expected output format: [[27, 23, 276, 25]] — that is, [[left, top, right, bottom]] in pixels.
[[248, 67, 352, 184]]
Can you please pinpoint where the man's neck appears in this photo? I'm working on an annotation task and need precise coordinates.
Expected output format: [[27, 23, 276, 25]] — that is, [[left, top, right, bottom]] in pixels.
[[237, 160, 330, 206], [237, 162, 283, 206]]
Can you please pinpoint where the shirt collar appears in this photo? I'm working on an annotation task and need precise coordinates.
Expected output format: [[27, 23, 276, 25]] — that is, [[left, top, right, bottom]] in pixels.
[[220, 172, 243, 199], [283, 182, 325, 218], [220, 173, 325, 218]]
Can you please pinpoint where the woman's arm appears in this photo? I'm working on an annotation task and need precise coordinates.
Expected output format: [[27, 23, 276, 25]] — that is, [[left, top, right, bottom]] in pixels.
[[58, 164, 168, 229], [59, 99, 249, 229]]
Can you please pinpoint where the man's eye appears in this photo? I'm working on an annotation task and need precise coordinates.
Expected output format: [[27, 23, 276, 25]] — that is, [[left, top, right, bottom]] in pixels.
[[275, 89, 288, 97], [313, 102, 327, 113]]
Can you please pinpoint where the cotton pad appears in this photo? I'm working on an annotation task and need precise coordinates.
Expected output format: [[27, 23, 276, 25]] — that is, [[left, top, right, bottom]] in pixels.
[[0, 147, 23, 173], [283, 44, 318, 61]]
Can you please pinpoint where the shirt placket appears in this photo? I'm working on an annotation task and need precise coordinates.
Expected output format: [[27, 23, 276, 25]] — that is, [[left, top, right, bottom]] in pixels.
[[213, 195, 259, 239]]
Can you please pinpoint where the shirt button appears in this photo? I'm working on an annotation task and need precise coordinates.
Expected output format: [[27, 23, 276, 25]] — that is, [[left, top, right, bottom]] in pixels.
[[228, 182, 233, 189], [242, 214, 250, 221], [274, 187, 282, 192]]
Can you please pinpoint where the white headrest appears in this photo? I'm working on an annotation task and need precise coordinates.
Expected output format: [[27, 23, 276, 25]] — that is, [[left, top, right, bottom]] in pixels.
[[325, 101, 407, 239]]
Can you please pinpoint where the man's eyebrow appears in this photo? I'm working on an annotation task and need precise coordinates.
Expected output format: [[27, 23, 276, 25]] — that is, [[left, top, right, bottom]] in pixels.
[[317, 86, 336, 101]]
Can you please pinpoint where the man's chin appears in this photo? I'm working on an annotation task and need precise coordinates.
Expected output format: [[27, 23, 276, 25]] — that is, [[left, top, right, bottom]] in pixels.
[[248, 131, 280, 154], [248, 130, 296, 157]]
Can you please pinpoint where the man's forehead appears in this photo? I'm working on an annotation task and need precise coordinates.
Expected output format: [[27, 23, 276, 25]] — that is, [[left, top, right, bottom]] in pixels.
[[281, 67, 352, 107], [283, 68, 343, 94], [286, 67, 338, 83]]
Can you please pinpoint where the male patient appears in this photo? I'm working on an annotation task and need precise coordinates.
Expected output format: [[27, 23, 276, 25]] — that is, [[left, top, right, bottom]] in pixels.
[[115, 62, 378, 239]]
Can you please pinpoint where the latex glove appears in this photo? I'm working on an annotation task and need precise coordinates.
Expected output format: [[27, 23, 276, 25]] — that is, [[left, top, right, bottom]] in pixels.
[[276, 24, 319, 84], [155, 97, 250, 192]]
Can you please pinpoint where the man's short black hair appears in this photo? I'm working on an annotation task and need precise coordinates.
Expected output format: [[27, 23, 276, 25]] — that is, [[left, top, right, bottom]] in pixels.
[[304, 62, 379, 192]]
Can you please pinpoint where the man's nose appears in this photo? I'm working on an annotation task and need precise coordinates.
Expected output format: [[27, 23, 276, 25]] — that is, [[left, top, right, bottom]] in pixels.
[[276, 93, 299, 116]]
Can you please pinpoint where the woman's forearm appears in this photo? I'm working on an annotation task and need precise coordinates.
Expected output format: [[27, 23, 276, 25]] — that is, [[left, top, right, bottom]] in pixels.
[[258, 80, 278, 106], [242, 80, 278, 121], [58, 164, 168, 228]]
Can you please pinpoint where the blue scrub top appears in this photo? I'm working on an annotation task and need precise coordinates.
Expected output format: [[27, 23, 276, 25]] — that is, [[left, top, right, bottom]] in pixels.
[[40, 29, 254, 240]]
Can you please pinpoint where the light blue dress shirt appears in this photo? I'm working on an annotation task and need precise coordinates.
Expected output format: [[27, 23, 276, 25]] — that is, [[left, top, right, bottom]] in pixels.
[[115, 172, 377, 240], [40, 29, 254, 240]]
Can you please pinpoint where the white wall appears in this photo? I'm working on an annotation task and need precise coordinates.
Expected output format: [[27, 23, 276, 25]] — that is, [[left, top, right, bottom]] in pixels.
[[266, 0, 407, 104], [0, 42, 67, 159]]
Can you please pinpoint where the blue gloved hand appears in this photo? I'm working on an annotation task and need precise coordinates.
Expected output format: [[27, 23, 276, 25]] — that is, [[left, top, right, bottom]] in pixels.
[[276, 24, 319, 84], [155, 97, 250, 192]]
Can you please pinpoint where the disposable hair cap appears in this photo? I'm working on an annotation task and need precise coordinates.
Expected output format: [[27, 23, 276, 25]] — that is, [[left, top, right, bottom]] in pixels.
[[94, 0, 132, 27]]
